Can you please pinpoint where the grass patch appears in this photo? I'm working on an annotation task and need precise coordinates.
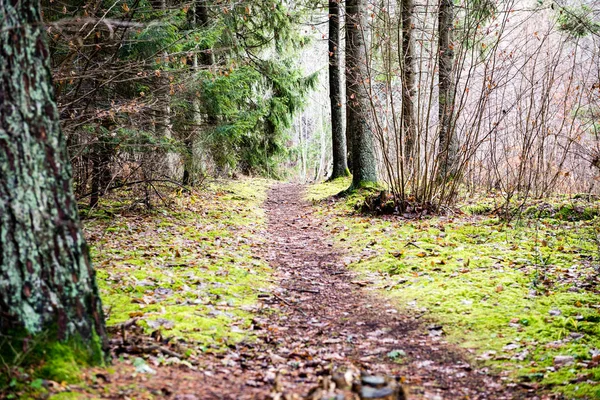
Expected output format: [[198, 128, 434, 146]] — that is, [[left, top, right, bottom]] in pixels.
[[308, 180, 600, 399]]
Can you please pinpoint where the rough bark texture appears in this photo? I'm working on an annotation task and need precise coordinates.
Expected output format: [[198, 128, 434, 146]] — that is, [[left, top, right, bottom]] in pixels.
[[401, 0, 417, 167], [346, 0, 378, 187], [0, 0, 107, 346], [438, 0, 457, 178], [328, 0, 349, 180]]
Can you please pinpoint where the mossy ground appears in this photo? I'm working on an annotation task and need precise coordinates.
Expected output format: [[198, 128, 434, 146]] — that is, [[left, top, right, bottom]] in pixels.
[[0, 330, 105, 399], [86, 178, 273, 349], [308, 177, 600, 399], [2, 178, 274, 399]]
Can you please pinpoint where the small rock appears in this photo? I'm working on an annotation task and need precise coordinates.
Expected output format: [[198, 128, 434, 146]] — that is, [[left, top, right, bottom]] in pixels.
[[427, 325, 444, 337], [360, 385, 395, 399], [549, 309, 561, 316], [553, 355, 575, 367], [361, 375, 386, 387]]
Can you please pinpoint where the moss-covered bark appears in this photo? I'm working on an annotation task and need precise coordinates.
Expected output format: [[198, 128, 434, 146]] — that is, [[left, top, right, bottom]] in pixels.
[[0, 0, 107, 349], [346, 0, 378, 188]]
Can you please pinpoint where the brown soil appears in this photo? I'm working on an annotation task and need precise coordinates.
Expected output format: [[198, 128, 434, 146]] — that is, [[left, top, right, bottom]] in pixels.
[[69, 183, 529, 399]]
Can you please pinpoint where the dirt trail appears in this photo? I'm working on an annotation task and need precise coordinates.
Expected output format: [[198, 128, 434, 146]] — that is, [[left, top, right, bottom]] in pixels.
[[257, 184, 518, 399], [77, 183, 525, 399]]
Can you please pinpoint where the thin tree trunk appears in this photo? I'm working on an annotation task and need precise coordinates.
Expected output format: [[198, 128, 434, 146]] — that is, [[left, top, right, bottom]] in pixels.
[[299, 116, 307, 181], [183, 0, 214, 185], [151, 0, 177, 180], [316, 112, 327, 180], [89, 125, 113, 208], [401, 0, 416, 168], [0, 0, 107, 349], [346, 0, 378, 188], [438, 0, 457, 179], [328, 0, 349, 179]]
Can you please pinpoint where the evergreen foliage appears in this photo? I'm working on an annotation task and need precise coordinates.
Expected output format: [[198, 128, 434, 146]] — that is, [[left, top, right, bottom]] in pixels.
[[47, 0, 316, 201], [556, 4, 600, 37]]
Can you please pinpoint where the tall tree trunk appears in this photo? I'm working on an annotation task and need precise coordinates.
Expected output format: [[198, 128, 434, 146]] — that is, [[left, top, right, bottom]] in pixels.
[[401, 0, 416, 168], [438, 0, 457, 179], [183, 0, 214, 186], [345, 7, 353, 174], [346, 0, 378, 188], [0, 0, 107, 349], [328, 0, 349, 180], [151, 0, 177, 180]]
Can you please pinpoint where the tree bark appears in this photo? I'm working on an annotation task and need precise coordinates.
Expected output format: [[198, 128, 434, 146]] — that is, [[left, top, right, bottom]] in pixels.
[[183, 0, 213, 186], [152, 0, 178, 180], [401, 0, 417, 167], [0, 0, 107, 348], [346, 0, 378, 188], [438, 0, 457, 179], [328, 0, 349, 180]]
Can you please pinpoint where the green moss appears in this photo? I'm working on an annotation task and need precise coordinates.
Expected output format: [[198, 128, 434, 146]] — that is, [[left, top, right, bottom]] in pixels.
[[87, 178, 274, 350], [48, 392, 83, 399], [36, 342, 86, 383], [345, 180, 382, 196], [0, 328, 105, 399], [308, 177, 351, 201], [462, 203, 494, 215], [307, 185, 600, 397]]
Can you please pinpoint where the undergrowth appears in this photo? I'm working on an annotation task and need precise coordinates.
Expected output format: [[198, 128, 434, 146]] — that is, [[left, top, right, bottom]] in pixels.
[[308, 177, 600, 399]]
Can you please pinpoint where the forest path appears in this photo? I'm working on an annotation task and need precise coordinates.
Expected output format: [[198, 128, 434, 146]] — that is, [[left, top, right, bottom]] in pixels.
[[258, 183, 517, 399], [71, 183, 524, 400]]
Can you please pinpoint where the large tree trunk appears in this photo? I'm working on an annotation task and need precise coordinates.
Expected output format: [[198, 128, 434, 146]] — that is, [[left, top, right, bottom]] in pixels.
[[328, 0, 349, 180], [401, 0, 417, 168], [346, 0, 378, 188], [438, 0, 457, 179], [0, 0, 107, 348]]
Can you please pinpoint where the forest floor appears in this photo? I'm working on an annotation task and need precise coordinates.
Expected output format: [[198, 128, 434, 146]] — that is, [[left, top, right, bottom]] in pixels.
[[10, 179, 600, 399]]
